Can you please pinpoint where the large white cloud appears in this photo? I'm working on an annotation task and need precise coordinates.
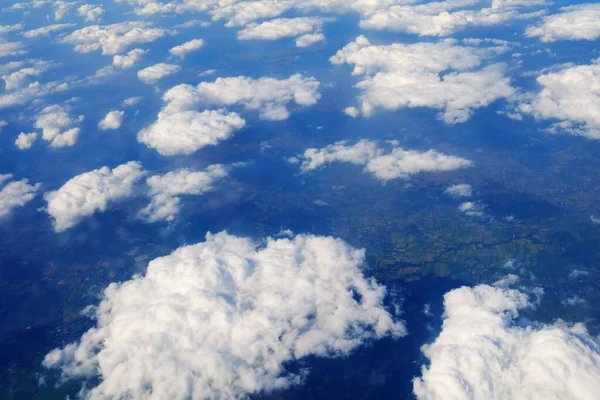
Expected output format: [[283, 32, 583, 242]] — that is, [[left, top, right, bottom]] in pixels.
[[526, 3, 600, 42], [61, 22, 171, 55], [413, 284, 600, 400], [0, 175, 40, 218], [238, 17, 328, 47], [195, 74, 321, 120], [138, 82, 247, 155], [139, 164, 229, 222], [34, 105, 84, 148], [43, 231, 405, 399], [297, 139, 473, 181], [331, 36, 514, 123], [44, 162, 146, 232], [137, 63, 181, 84], [170, 38, 204, 58], [518, 59, 600, 139]]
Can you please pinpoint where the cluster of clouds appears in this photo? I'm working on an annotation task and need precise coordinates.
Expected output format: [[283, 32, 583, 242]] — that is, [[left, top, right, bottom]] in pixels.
[[413, 284, 600, 400], [61, 22, 172, 55], [0, 174, 40, 219], [31, 105, 84, 149], [43, 231, 405, 399], [42, 162, 234, 231], [238, 17, 328, 47], [517, 59, 600, 139], [138, 74, 320, 155], [331, 36, 514, 123], [295, 139, 473, 182], [526, 3, 600, 42]]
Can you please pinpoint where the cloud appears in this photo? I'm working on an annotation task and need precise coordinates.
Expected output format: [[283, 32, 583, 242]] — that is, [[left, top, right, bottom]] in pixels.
[[43, 231, 405, 399], [122, 96, 142, 107], [331, 36, 514, 123], [98, 110, 124, 130], [44, 162, 145, 232], [445, 184, 472, 197], [169, 38, 204, 58], [518, 59, 600, 139], [34, 105, 84, 148], [298, 139, 472, 181], [195, 74, 321, 120], [78, 4, 105, 22], [359, 0, 546, 36], [15, 132, 38, 149], [0, 175, 40, 218], [139, 164, 229, 222], [62, 22, 171, 55], [0, 39, 27, 58], [0, 24, 23, 34], [113, 48, 147, 69], [2, 61, 51, 90], [526, 4, 600, 42], [138, 63, 181, 84], [238, 17, 328, 47], [413, 284, 600, 400], [458, 201, 485, 217], [21, 23, 76, 38]]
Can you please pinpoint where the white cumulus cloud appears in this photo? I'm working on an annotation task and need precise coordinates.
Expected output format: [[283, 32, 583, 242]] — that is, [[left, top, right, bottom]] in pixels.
[[238, 17, 328, 47], [298, 139, 473, 181], [0, 175, 40, 218], [138, 63, 181, 84], [98, 110, 124, 130], [518, 59, 600, 139], [78, 4, 105, 22], [44, 162, 145, 232], [140, 164, 229, 222], [34, 105, 84, 148], [526, 4, 600, 42], [331, 36, 514, 123], [414, 284, 600, 400], [445, 184, 472, 197], [62, 22, 171, 55], [113, 48, 147, 69], [43, 231, 405, 399], [169, 38, 204, 58], [15, 132, 38, 149]]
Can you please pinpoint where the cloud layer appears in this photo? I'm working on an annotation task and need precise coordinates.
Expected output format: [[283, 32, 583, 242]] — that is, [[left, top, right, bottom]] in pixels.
[[44, 231, 405, 399], [414, 284, 600, 400]]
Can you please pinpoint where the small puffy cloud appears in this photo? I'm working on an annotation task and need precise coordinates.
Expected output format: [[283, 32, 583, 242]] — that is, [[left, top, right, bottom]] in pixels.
[[0, 175, 40, 218], [331, 36, 514, 123], [122, 96, 141, 107], [2, 63, 50, 90], [343, 106, 360, 117], [458, 201, 485, 217], [98, 110, 124, 130], [196, 74, 321, 120], [44, 162, 145, 232], [78, 4, 105, 22], [0, 39, 27, 58], [22, 23, 76, 38], [139, 164, 228, 222], [413, 284, 600, 400], [518, 60, 600, 139], [298, 139, 472, 182], [296, 33, 325, 47], [445, 184, 472, 197], [34, 105, 84, 148], [526, 4, 600, 42], [62, 22, 171, 55], [591, 215, 600, 224], [43, 231, 405, 399], [113, 48, 147, 69], [138, 63, 181, 84], [169, 38, 204, 58], [238, 17, 327, 47], [15, 132, 38, 149]]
